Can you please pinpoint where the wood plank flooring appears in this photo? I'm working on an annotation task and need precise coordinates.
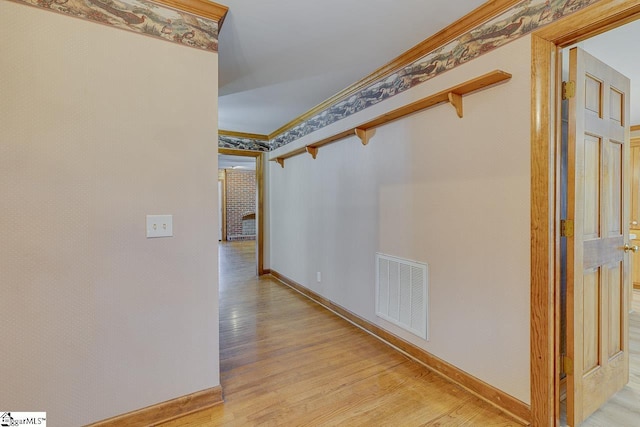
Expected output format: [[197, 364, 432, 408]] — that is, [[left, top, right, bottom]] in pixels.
[[161, 241, 521, 426], [573, 289, 640, 427]]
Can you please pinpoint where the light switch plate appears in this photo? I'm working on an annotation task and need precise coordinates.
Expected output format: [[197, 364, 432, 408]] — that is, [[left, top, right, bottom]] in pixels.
[[146, 215, 173, 238]]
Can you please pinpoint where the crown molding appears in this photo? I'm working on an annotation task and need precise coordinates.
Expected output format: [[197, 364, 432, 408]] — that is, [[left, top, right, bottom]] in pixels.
[[222, 0, 604, 152], [152, 0, 228, 28], [10, 0, 227, 52], [267, 0, 521, 140], [219, 130, 270, 141]]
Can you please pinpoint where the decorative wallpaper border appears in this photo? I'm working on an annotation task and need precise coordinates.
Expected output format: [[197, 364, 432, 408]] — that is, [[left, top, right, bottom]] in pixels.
[[217, 0, 599, 152], [11, 0, 220, 52], [269, 0, 597, 150], [219, 135, 270, 152]]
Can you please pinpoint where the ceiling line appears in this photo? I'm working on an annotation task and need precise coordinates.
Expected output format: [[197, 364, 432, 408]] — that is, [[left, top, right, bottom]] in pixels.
[[264, 0, 521, 140]]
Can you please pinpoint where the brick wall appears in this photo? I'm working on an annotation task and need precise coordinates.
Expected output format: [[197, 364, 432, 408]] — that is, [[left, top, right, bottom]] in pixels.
[[225, 169, 256, 240]]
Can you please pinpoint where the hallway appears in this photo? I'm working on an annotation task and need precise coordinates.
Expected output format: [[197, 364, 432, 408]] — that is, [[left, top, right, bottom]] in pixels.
[[162, 241, 521, 426]]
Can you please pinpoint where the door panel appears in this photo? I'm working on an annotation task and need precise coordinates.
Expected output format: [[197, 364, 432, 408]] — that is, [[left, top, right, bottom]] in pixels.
[[606, 141, 622, 236], [581, 268, 600, 373], [607, 262, 622, 357], [583, 135, 601, 239], [610, 88, 623, 124], [584, 75, 601, 115], [566, 47, 630, 426]]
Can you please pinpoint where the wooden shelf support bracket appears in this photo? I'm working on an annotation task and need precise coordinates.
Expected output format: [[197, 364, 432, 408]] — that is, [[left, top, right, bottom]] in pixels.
[[448, 92, 463, 118], [355, 128, 376, 146], [268, 70, 511, 167], [306, 146, 318, 159]]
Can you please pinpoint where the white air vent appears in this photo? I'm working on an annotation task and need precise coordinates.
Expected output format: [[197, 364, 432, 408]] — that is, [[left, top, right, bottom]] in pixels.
[[375, 253, 428, 340]]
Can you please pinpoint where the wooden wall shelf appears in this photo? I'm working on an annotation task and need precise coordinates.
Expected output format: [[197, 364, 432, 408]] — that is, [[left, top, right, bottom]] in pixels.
[[270, 70, 512, 168]]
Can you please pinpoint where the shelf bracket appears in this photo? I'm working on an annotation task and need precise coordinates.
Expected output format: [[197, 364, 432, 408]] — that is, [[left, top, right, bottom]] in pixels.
[[306, 146, 318, 159], [448, 92, 463, 118], [265, 71, 510, 165], [355, 128, 375, 146]]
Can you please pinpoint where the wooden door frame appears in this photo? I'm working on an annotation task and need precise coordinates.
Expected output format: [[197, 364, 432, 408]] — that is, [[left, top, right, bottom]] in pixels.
[[219, 147, 267, 275], [530, 1, 640, 425], [219, 171, 227, 242]]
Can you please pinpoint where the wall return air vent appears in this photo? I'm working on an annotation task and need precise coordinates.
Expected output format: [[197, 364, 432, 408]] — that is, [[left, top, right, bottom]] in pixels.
[[375, 253, 428, 340]]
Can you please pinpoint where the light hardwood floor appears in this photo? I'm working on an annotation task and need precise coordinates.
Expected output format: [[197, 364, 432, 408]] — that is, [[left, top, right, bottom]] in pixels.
[[572, 289, 640, 427], [161, 241, 521, 426]]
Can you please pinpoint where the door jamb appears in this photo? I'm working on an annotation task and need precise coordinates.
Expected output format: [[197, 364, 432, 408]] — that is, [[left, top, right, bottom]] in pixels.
[[219, 172, 227, 242], [219, 147, 267, 275], [530, 1, 640, 425]]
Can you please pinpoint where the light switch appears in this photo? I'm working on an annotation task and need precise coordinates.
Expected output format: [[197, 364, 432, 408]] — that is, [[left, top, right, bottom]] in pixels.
[[146, 215, 173, 238]]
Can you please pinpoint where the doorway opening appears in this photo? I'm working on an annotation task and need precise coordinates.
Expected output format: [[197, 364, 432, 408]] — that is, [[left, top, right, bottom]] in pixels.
[[557, 21, 640, 426], [557, 30, 640, 426], [530, 3, 640, 425], [218, 148, 266, 276]]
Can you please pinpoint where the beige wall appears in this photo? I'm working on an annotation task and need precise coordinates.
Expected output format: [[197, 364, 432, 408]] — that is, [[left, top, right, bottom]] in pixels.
[[0, 3, 219, 425], [269, 36, 531, 404]]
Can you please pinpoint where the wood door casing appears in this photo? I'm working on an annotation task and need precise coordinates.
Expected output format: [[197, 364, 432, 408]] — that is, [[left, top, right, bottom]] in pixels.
[[630, 138, 640, 291], [529, 4, 640, 424], [566, 47, 630, 426], [630, 140, 640, 230]]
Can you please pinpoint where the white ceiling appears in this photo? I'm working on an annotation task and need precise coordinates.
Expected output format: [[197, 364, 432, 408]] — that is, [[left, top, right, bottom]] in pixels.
[[217, 2, 640, 136], [217, 0, 485, 135]]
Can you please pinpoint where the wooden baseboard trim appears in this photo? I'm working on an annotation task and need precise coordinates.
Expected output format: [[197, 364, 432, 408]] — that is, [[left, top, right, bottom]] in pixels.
[[86, 386, 223, 427], [634, 282, 640, 290], [261, 268, 272, 276], [269, 270, 531, 425]]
